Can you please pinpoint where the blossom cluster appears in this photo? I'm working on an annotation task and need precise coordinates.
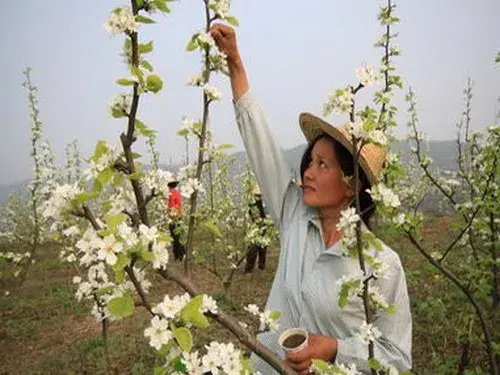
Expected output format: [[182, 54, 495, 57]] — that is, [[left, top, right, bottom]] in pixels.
[[144, 293, 218, 350], [244, 304, 280, 332], [104, 6, 139, 36], [181, 342, 244, 375]]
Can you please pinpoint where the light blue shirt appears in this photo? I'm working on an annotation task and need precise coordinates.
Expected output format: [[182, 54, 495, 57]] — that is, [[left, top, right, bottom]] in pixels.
[[234, 91, 412, 374]]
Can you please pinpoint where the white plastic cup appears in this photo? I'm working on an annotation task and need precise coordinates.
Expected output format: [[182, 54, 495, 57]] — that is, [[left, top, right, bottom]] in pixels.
[[278, 328, 309, 354]]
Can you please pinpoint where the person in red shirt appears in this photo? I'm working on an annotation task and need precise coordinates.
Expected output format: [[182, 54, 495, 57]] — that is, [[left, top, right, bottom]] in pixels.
[[166, 181, 185, 261]]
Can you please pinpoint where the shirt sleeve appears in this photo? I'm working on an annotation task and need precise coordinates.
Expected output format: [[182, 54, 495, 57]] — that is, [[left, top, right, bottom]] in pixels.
[[234, 90, 302, 225], [335, 254, 413, 373]]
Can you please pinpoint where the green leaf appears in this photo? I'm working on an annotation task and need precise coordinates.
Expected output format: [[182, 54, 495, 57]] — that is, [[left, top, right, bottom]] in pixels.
[[176, 128, 189, 137], [114, 269, 125, 283], [140, 250, 155, 261], [368, 358, 381, 370], [153, 366, 167, 375], [139, 41, 154, 54], [180, 295, 210, 328], [203, 220, 222, 238], [218, 143, 234, 150], [136, 14, 155, 24], [111, 107, 126, 118], [105, 213, 126, 229], [225, 16, 239, 26], [113, 253, 129, 272], [186, 34, 199, 52], [73, 191, 99, 204], [107, 295, 134, 318], [116, 78, 136, 86], [173, 327, 193, 352], [268, 310, 281, 321], [140, 60, 154, 72], [154, 0, 171, 13], [146, 74, 164, 94]]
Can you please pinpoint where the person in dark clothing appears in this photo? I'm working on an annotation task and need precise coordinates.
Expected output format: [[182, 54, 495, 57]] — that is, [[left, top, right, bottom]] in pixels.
[[166, 181, 185, 261], [244, 184, 268, 273]]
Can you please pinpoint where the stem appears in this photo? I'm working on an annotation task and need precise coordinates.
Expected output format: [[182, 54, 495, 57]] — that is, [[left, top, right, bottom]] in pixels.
[[184, 0, 213, 276]]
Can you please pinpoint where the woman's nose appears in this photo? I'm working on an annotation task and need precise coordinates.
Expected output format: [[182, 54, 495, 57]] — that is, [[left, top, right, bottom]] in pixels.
[[303, 166, 314, 181]]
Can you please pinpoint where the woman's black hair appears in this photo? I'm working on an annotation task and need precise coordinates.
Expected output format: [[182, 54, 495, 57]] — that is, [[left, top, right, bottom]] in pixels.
[[300, 134, 376, 227]]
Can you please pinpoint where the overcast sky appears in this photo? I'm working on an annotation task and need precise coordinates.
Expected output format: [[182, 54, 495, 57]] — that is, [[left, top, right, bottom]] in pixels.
[[1, 0, 498, 185]]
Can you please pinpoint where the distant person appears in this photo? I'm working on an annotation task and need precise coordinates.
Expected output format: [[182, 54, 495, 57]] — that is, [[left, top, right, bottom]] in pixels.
[[166, 180, 185, 261], [244, 184, 268, 273]]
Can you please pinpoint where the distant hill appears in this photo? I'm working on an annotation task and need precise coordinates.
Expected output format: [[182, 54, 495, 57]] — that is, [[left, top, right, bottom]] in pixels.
[[0, 140, 459, 205]]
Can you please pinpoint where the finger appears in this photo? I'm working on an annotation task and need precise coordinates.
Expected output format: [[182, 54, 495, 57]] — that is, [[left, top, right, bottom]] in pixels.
[[285, 359, 311, 373]]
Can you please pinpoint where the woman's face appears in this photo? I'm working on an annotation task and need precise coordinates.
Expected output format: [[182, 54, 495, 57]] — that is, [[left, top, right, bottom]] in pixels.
[[302, 137, 354, 209]]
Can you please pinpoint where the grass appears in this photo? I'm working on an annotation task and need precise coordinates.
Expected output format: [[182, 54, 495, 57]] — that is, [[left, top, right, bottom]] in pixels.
[[0, 216, 494, 374]]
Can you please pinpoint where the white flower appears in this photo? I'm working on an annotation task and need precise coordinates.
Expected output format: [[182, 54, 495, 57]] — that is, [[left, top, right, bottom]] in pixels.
[[117, 223, 139, 247], [323, 88, 354, 115], [152, 241, 169, 270], [357, 321, 382, 344], [336, 270, 365, 300], [244, 304, 260, 315], [356, 64, 379, 87], [72, 276, 82, 284], [347, 119, 368, 140], [153, 293, 191, 320], [393, 213, 406, 226], [368, 129, 388, 146], [104, 6, 139, 36], [197, 31, 216, 48], [201, 342, 242, 375], [202, 83, 222, 101], [96, 235, 123, 266], [144, 316, 173, 350], [180, 178, 204, 198], [213, 0, 230, 18], [187, 73, 204, 87], [202, 295, 218, 315], [139, 224, 158, 245], [62, 226, 80, 237], [367, 183, 401, 208], [108, 93, 131, 117], [182, 351, 203, 375]]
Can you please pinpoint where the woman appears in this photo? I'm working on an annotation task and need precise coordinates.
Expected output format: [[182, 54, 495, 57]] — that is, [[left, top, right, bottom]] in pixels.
[[210, 24, 412, 374]]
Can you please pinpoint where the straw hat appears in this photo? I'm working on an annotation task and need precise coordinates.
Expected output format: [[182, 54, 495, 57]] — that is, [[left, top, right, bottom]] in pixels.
[[251, 183, 262, 196], [299, 113, 387, 186]]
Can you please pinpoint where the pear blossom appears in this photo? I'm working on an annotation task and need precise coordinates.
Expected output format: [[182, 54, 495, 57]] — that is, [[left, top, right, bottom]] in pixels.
[[367, 183, 401, 208], [212, 0, 230, 18], [117, 222, 139, 247], [187, 73, 204, 87], [144, 316, 173, 350], [202, 83, 222, 101], [201, 342, 243, 375], [108, 93, 131, 117], [368, 129, 388, 146], [357, 321, 382, 344], [347, 119, 368, 140], [153, 293, 191, 319], [356, 64, 379, 86], [181, 351, 203, 374], [180, 178, 204, 198], [323, 88, 354, 115], [138, 224, 159, 245], [197, 31, 216, 48], [96, 235, 123, 265], [152, 241, 170, 269], [202, 295, 218, 315], [104, 6, 139, 36]]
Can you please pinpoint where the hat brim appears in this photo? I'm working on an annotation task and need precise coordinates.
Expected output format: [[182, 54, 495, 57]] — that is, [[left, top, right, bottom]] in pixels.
[[299, 112, 378, 186]]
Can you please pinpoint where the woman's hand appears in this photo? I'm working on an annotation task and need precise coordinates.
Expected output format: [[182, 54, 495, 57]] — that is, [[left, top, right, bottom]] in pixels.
[[284, 333, 338, 375], [210, 23, 249, 100], [210, 23, 241, 64]]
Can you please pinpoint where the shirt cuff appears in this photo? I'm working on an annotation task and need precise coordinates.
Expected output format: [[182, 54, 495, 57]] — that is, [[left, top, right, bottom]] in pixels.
[[233, 89, 254, 112]]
